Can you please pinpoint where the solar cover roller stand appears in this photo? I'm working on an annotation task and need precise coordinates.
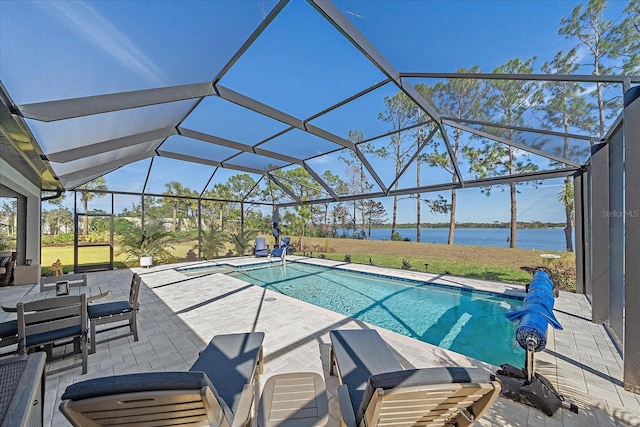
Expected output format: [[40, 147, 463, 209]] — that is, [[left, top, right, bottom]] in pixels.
[[505, 271, 563, 381], [498, 271, 578, 416]]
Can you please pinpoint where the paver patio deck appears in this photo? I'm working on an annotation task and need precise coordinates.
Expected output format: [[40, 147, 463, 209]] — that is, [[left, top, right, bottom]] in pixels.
[[1, 256, 639, 426]]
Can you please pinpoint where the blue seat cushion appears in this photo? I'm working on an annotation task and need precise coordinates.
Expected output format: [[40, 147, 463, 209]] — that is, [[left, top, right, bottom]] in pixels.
[[330, 329, 403, 417], [0, 320, 17, 338], [62, 371, 212, 400], [88, 301, 133, 319], [189, 332, 264, 413], [61, 371, 235, 424], [25, 325, 82, 347]]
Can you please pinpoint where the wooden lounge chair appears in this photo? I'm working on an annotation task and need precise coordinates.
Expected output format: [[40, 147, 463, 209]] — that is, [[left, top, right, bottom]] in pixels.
[[329, 329, 500, 427], [59, 331, 265, 427], [88, 272, 141, 354], [17, 294, 88, 375]]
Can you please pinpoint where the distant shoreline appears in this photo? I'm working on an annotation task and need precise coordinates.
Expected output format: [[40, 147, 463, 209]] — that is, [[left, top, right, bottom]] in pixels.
[[372, 222, 566, 230]]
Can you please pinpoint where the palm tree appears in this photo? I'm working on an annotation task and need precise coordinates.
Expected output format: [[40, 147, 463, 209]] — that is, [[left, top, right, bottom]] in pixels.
[[118, 221, 175, 265], [77, 177, 107, 239], [200, 221, 227, 259], [163, 181, 188, 232], [229, 228, 258, 256]]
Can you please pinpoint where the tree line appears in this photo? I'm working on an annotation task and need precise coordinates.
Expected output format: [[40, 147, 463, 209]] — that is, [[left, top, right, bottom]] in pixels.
[[361, 0, 637, 252]]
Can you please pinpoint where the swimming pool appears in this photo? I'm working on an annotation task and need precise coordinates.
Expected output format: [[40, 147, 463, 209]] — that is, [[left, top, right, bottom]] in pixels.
[[224, 262, 525, 367]]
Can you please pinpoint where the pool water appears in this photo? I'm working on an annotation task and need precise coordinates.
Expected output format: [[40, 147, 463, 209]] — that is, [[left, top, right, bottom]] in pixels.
[[229, 263, 525, 367]]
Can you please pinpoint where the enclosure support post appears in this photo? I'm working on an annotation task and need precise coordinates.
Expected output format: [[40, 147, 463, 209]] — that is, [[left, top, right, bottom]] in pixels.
[[197, 199, 202, 259], [240, 201, 245, 254], [573, 172, 586, 295], [589, 142, 609, 324], [624, 86, 640, 392], [608, 122, 625, 342]]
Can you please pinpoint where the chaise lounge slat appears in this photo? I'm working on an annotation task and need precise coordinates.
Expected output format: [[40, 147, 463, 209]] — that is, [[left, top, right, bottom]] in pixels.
[[329, 329, 500, 427], [60, 332, 265, 427]]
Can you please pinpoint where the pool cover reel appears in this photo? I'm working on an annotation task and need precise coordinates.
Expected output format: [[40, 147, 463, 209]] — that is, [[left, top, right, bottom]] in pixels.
[[497, 271, 578, 416]]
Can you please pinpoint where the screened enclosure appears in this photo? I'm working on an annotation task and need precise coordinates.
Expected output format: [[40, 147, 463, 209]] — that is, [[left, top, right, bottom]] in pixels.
[[1, 0, 639, 390]]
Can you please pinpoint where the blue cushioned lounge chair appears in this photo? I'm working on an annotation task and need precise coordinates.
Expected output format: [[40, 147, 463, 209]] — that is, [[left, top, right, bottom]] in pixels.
[[329, 329, 500, 427], [269, 237, 290, 258], [60, 332, 265, 427]]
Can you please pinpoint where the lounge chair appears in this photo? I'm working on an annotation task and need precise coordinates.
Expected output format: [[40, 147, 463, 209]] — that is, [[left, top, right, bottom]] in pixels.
[[329, 329, 501, 427], [59, 331, 265, 427], [254, 237, 269, 257], [270, 237, 290, 258]]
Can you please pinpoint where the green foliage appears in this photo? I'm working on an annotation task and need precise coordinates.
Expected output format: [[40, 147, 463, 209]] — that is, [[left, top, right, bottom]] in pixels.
[[401, 258, 412, 270], [200, 225, 227, 259], [89, 216, 111, 233], [544, 258, 576, 292], [77, 177, 108, 239], [390, 232, 403, 241], [319, 252, 535, 285], [344, 253, 351, 263], [117, 221, 176, 263], [0, 233, 10, 251], [229, 228, 258, 256], [114, 217, 135, 236], [85, 231, 110, 243], [41, 233, 74, 245]]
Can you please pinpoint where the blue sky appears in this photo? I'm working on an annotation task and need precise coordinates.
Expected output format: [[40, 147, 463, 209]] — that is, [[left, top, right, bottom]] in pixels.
[[1, 0, 630, 224]]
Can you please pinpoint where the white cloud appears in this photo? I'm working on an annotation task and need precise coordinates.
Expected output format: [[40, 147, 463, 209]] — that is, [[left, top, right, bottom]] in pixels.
[[41, 2, 167, 85]]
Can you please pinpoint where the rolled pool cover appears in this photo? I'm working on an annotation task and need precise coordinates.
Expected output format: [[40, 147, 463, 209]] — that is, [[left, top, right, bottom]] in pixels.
[[505, 271, 562, 352]]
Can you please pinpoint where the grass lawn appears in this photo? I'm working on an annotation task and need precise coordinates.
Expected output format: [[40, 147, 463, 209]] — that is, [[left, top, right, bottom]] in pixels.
[[40, 237, 574, 288], [290, 236, 574, 287]]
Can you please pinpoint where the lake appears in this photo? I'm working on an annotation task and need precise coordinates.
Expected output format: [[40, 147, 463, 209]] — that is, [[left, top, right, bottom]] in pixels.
[[338, 227, 572, 252]]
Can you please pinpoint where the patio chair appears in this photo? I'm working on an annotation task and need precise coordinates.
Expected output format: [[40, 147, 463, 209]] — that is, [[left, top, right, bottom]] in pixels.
[[59, 331, 265, 427], [0, 319, 18, 355], [329, 329, 500, 427], [269, 237, 290, 258], [88, 272, 140, 354], [254, 237, 269, 257], [17, 293, 88, 374]]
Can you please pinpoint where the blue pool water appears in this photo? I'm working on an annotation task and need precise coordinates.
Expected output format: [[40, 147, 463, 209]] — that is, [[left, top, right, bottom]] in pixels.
[[227, 263, 525, 367]]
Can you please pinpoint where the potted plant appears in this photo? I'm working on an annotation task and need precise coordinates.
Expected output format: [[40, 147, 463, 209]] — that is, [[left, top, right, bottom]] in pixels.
[[118, 221, 175, 267]]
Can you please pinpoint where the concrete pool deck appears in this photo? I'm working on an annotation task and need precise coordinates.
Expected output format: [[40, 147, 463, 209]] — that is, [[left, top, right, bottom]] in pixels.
[[1, 256, 639, 426]]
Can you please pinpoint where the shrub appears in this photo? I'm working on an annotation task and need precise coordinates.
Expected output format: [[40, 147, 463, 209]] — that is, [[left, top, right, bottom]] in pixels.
[[391, 232, 403, 241], [41, 233, 74, 245], [545, 258, 576, 292], [344, 254, 351, 263], [401, 258, 412, 270]]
